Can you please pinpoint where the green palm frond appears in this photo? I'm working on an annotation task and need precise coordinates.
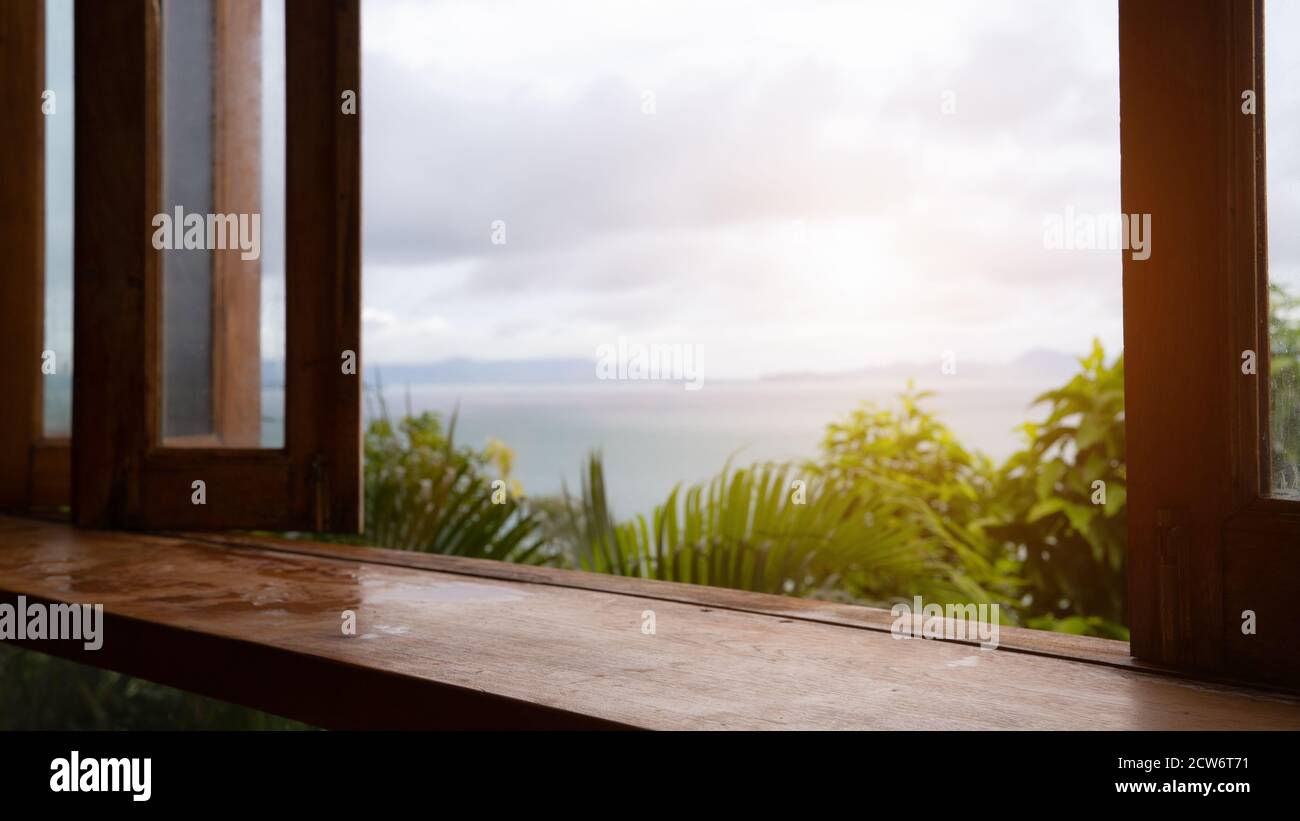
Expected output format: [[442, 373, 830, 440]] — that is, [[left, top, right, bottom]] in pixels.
[[552, 453, 993, 604], [358, 390, 547, 563]]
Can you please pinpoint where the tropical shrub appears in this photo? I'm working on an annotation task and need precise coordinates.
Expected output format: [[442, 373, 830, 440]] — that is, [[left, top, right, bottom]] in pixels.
[[812, 385, 1017, 608], [988, 341, 1126, 628], [306, 407, 548, 564], [548, 454, 1005, 604]]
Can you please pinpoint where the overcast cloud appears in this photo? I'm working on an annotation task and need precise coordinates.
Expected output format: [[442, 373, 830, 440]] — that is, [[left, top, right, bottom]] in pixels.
[[356, 0, 1299, 377]]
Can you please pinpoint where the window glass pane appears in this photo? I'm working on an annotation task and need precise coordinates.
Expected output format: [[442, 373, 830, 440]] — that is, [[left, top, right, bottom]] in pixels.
[[259, 0, 287, 448], [362, 1, 1127, 636], [161, 0, 214, 439], [1268, 0, 1300, 494], [159, 0, 285, 447], [42, 0, 74, 438]]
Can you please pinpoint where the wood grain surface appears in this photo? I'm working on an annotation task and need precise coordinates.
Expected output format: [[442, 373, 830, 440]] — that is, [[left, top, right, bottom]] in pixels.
[[3, 515, 1299, 730]]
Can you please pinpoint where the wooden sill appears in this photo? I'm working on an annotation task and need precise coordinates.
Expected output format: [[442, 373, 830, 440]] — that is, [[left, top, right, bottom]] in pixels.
[[2, 514, 1299, 730]]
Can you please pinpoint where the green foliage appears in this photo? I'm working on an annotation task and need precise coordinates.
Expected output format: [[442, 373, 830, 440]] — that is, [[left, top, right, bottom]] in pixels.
[[548, 453, 1006, 606], [990, 341, 1126, 625], [1023, 613, 1129, 641], [348, 407, 548, 563], [813, 385, 1016, 605], [800, 343, 1127, 634], [0, 644, 310, 730], [1270, 282, 1300, 491], [549, 343, 1128, 637], [818, 385, 999, 525]]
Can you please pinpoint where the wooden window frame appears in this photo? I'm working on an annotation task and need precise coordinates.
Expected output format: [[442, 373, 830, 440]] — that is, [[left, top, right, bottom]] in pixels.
[[210, 0, 265, 449], [0, 0, 72, 513], [1220, 0, 1300, 685], [72, 0, 361, 533], [1121, 0, 1300, 686]]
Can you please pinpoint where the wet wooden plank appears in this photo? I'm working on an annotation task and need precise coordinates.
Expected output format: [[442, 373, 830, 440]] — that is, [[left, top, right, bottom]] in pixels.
[[188, 530, 1148, 671], [2, 515, 1299, 730]]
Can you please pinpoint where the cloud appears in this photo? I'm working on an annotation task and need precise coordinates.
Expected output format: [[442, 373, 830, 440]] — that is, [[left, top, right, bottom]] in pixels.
[[359, 0, 1133, 371]]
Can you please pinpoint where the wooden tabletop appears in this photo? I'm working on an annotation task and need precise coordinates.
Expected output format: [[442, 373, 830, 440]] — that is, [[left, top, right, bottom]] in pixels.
[[2, 514, 1298, 730]]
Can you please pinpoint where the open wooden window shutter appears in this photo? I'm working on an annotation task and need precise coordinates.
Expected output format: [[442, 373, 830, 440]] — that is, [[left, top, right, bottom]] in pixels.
[[72, 0, 361, 532]]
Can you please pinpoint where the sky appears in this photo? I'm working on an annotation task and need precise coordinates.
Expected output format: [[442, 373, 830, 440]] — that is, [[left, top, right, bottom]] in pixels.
[[41, 1, 1300, 389], [358, 0, 1127, 379], [1268, 0, 1300, 297]]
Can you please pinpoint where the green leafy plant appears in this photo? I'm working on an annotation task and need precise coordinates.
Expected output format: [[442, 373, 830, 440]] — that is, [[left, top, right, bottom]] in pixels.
[[548, 453, 1004, 605], [1270, 282, 1300, 491], [990, 341, 1125, 627], [813, 385, 1015, 603], [357, 408, 547, 563]]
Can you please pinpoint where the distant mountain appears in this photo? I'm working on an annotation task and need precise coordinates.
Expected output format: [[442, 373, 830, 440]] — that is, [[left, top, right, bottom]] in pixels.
[[763, 348, 1081, 384], [366, 357, 594, 385], [259, 349, 1083, 387]]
